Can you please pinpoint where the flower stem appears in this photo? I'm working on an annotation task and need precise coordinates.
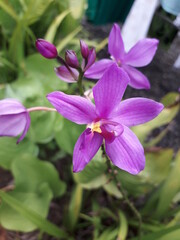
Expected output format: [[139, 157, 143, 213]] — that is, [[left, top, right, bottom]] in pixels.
[[77, 69, 84, 96], [101, 144, 142, 240], [27, 106, 57, 113]]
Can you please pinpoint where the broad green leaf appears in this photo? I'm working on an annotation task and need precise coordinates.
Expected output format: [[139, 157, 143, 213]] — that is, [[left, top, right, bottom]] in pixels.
[[0, 184, 52, 232], [142, 149, 173, 184], [155, 151, 180, 218], [0, 138, 38, 170], [118, 210, 128, 240], [55, 118, 85, 155], [0, 190, 68, 238], [57, 26, 82, 52], [66, 184, 83, 231], [28, 111, 56, 143], [45, 9, 70, 42], [12, 156, 66, 197], [74, 150, 108, 189]]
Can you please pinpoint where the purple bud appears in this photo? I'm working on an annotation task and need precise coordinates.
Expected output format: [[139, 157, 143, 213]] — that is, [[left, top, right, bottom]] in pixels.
[[80, 40, 89, 59], [65, 50, 79, 69], [0, 99, 31, 143], [36, 39, 58, 59], [84, 48, 96, 71], [55, 66, 79, 82]]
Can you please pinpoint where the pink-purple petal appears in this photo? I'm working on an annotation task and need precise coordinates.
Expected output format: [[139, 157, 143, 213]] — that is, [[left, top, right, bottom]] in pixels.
[[105, 126, 145, 175], [84, 59, 114, 79], [123, 65, 150, 89], [73, 129, 103, 172], [17, 113, 31, 144], [108, 23, 125, 61], [0, 99, 26, 115], [84, 48, 96, 71], [0, 113, 27, 138], [47, 91, 97, 124], [124, 38, 159, 67], [55, 66, 78, 83], [93, 64, 129, 118], [113, 98, 164, 126]]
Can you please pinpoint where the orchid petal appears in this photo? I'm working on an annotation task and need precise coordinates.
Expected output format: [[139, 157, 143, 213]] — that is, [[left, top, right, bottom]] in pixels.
[[123, 65, 150, 89], [105, 126, 145, 174], [73, 129, 103, 172], [17, 114, 31, 144], [84, 59, 114, 79], [55, 66, 78, 83], [0, 99, 26, 115], [108, 23, 125, 60], [124, 38, 159, 67], [0, 113, 27, 138], [93, 64, 129, 118], [113, 98, 164, 126], [84, 48, 96, 71], [47, 91, 97, 124]]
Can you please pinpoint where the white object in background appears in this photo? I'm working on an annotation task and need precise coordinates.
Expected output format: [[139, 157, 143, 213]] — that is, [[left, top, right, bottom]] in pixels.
[[122, 0, 159, 51]]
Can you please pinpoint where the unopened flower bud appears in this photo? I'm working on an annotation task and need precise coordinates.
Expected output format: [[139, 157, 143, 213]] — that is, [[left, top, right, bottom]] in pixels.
[[65, 50, 79, 69], [80, 40, 89, 59], [84, 48, 96, 71], [36, 39, 58, 59]]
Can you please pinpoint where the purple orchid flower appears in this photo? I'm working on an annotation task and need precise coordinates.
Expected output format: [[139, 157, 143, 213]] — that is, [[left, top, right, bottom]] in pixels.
[[36, 39, 58, 59], [85, 23, 159, 90], [0, 99, 31, 143], [47, 65, 163, 174]]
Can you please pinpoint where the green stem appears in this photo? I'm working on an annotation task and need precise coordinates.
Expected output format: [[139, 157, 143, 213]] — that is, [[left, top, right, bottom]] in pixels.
[[101, 144, 142, 240], [77, 69, 84, 96]]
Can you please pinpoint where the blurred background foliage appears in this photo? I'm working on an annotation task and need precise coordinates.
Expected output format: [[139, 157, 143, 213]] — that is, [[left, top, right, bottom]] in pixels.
[[0, 0, 180, 239]]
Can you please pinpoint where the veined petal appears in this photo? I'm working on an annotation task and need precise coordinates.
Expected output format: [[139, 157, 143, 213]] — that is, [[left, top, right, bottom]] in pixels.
[[47, 91, 97, 124], [73, 129, 103, 172], [108, 23, 125, 60], [0, 113, 27, 138], [84, 48, 96, 71], [17, 113, 31, 144], [0, 99, 26, 115], [105, 126, 145, 175], [124, 38, 159, 67], [123, 65, 150, 89], [113, 98, 164, 126], [93, 64, 129, 118], [55, 66, 78, 83], [84, 59, 114, 79]]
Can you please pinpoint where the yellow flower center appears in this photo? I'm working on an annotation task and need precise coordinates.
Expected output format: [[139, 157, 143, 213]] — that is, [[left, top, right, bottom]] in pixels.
[[88, 121, 102, 133]]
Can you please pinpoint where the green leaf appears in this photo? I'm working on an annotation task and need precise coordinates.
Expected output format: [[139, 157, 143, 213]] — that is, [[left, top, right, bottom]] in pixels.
[[98, 227, 118, 240], [0, 184, 52, 232], [103, 181, 122, 199], [118, 210, 128, 240], [55, 118, 85, 155], [0, 1, 18, 21], [74, 150, 108, 189], [45, 9, 70, 42], [142, 149, 173, 184], [155, 151, 180, 218], [12, 156, 66, 198], [0, 190, 68, 238], [0, 138, 38, 170], [66, 184, 83, 231]]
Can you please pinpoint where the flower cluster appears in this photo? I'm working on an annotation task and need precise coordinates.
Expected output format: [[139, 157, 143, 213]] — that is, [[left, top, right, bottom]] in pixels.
[[0, 23, 163, 175]]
